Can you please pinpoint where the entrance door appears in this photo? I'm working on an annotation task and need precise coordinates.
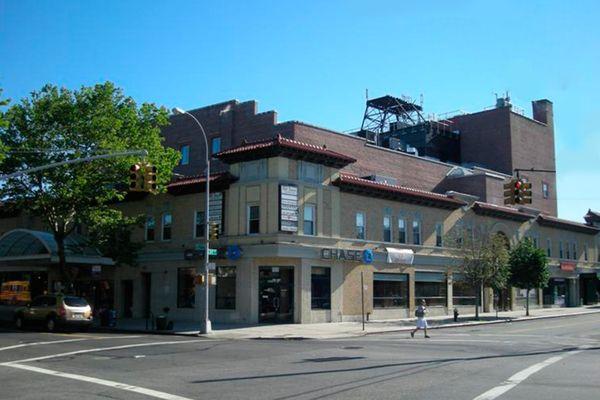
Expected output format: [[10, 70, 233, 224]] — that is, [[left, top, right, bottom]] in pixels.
[[141, 273, 151, 318], [259, 267, 294, 323], [122, 280, 133, 318]]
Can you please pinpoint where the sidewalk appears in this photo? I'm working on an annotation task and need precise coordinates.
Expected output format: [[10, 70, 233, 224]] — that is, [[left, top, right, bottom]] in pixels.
[[97, 305, 600, 339]]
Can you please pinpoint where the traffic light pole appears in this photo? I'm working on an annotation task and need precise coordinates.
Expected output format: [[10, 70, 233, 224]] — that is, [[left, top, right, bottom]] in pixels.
[[0, 150, 148, 181], [172, 108, 212, 334], [513, 168, 556, 178]]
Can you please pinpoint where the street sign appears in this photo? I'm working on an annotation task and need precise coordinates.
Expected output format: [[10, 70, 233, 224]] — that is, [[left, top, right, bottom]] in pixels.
[[207, 262, 216, 271], [208, 248, 218, 256]]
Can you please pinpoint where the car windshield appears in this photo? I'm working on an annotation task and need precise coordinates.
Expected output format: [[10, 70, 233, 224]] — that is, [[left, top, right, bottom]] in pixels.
[[63, 296, 89, 307]]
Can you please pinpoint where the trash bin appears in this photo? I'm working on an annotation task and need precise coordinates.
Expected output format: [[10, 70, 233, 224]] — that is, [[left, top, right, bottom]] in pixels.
[[155, 315, 167, 330]]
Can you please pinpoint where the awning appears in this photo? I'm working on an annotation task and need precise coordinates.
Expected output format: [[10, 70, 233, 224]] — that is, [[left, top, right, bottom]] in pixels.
[[0, 229, 114, 266], [386, 247, 414, 265]]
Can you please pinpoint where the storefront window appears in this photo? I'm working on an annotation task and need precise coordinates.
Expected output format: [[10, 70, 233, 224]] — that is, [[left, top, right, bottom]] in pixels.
[[412, 220, 421, 245], [311, 267, 331, 309], [216, 266, 236, 310], [247, 205, 260, 234], [515, 287, 538, 307], [303, 205, 316, 235], [383, 216, 392, 242], [162, 213, 172, 241], [194, 211, 205, 238], [398, 218, 406, 244], [177, 268, 195, 308], [373, 273, 408, 308], [452, 273, 476, 305], [145, 216, 155, 241], [415, 272, 446, 306], [356, 212, 365, 240], [543, 278, 568, 307]]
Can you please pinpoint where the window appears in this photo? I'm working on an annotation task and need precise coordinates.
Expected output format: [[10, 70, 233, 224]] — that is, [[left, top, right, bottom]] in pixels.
[[247, 205, 260, 234], [383, 215, 392, 242], [299, 161, 322, 183], [559, 241, 564, 258], [303, 205, 316, 235], [373, 273, 408, 308], [194, 211, 205, 238], [311, 267, 331, 309], [542, 182, 549, 199], [412, 220, 421, 245], [546, 238, 552, 257], [145, 216, 155, 241], [177, 268, 195, 308], [415, 272, 447, 306], [240, 159, 267, 181], [452, 273, 477, 306], [566, 241, 571, 259], [180, 145, 190, 165], [356, 212, 365, 240], [398, 218, 406, 244], [532, 236, 539, 249], [211, 137, 221, 155], [216, 266, 236, 310], [162, 213, 172, 241], [572, 242, 577, 259], [435, 223, 443, 247], [515, 287, 538, 307], [584, 244, 588, 261]]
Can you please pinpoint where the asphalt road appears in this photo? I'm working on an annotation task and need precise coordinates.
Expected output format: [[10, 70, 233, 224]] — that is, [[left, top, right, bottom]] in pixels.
[[0, 314, 598, 400]]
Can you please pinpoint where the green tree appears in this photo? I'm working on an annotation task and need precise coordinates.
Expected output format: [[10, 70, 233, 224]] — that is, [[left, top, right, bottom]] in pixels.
[[0, 82, 180, 290], [0, 88, 9, 162], [449, 225, 511, 320], [509, 238, 550, 316]]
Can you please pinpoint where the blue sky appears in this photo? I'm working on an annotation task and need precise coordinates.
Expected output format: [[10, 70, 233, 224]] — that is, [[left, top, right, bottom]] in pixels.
[[1, 1, 598, 222]]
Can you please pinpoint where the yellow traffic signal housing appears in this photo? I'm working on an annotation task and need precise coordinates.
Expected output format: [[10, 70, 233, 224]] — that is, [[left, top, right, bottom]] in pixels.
[[209, 222, 220, 240], [503, 179, 517, 205], [129, 164, 143, 191], [143, 164, 158, 193], [521, 182, 532, 204]]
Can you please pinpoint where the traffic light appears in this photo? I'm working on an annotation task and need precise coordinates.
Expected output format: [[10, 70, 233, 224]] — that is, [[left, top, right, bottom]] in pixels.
[[520, 181, 532, 204], [503, 178, 518, 205], [143, 164, 158, 193], [209, 222, 220, 240], [129, 164, 143, 191]]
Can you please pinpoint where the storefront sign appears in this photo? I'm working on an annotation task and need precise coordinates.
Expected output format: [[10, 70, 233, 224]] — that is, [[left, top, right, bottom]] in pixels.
[[560, 262, 576, 272], [226, 245, 242, 260], [321, 248, 364, 261], [386, 247, 414, 265], [279, 185, 298, 232], [362, 249, 374, 264]]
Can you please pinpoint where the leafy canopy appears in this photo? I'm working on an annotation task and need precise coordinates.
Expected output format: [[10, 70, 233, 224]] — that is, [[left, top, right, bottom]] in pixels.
[[509, 238, 550, 290], [0, 82, 179, 272]]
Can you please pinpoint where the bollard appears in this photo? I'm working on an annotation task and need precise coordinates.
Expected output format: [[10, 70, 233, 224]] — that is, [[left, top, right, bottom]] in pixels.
[[453, 308, 459, 322]]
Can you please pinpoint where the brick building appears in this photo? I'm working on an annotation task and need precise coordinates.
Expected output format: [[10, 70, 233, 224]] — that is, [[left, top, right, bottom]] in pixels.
[[1, 94, 598, 325]]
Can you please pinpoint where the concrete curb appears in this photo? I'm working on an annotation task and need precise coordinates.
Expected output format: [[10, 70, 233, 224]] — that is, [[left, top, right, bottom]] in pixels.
[[83, 308, 600, 340]]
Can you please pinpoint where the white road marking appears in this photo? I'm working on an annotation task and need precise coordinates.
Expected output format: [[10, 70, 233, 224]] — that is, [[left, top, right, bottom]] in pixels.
[[4, 363, 193, 400], [472, 346, 589, 400], [2, 338, 206, 365], [0, 338, 87, 352]]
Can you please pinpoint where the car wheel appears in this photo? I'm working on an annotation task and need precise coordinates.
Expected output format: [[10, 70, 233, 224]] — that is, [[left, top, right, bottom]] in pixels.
[[15, 315, 24, 330], [46, 316, 56, 332]]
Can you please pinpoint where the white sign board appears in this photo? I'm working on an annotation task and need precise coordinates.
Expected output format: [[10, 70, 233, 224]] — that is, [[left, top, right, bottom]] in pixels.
[[279, 184, 298, 232]]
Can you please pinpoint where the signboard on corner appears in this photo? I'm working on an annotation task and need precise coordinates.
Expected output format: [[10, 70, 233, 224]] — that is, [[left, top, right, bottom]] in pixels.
[[279, 184, 298, 232]]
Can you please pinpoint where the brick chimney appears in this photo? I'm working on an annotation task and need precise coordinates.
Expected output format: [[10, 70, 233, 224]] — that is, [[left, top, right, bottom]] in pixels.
[[532, 99, 553, 126]]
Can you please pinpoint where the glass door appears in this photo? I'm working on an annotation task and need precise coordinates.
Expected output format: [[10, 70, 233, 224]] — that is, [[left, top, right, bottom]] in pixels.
[[259, 267, 294, 323]]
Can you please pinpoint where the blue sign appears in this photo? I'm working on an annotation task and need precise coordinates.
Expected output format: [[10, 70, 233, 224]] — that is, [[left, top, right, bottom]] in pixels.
[[362, 249, 374, 264], [226, 245, 242, 260]]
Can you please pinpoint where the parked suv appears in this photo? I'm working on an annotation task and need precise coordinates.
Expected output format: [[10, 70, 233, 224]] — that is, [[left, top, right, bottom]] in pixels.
[[14, 294, 93, 332]]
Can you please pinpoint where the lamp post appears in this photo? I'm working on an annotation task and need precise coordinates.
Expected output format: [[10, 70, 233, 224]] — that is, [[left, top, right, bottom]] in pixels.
[[172, 107, 212, 334]]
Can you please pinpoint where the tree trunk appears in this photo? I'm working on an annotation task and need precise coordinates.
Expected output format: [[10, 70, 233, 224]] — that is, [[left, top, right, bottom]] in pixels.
[[526, 288, 530, 316], [55, 233, 74, 294], [475, 284, 481, 320]]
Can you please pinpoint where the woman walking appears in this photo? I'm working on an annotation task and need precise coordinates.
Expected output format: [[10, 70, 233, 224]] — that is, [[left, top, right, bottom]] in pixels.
[[411, 299, 431, 338]]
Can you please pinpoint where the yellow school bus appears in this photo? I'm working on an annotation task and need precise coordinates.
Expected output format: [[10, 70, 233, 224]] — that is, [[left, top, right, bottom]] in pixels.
[[0, 281, 31, 305]]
